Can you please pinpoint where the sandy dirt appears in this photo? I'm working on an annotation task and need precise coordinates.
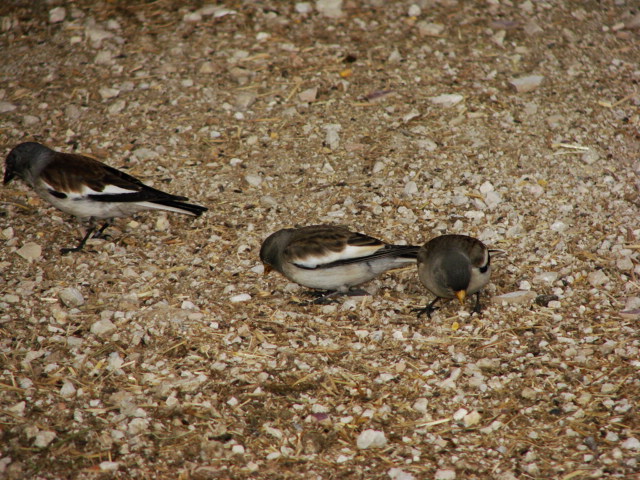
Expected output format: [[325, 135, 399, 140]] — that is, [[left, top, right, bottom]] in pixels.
[[1, 1, 639, 478]]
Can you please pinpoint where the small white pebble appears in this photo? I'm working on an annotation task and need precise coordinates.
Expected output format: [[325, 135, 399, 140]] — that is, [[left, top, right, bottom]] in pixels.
[[59, 287, 85, 307], [232, 444, 245, 454], [463, 410, 481, 427], [99, 461, 119, 472], [357, 429, 387, 449], [434, 469, 456, 480], [49, 7, 66, 23], [453, 408, 469, 421], [90, 319, 116, 336], [622, 437, 640, 450], [230, 293, 251, 303], [34, 430, 57, 448], [16, 242, 42, 261]]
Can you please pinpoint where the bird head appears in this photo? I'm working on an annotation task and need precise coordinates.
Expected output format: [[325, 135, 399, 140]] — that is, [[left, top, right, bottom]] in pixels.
[[4, 142, 50, 185]]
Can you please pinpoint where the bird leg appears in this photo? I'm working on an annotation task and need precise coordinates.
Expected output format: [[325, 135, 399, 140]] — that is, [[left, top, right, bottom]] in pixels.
[[61, 225, 97, 254], [60, 221, 111, 254], [289, 290, 340, 306], [92, 221, 112, 239], [471, 292, 483, 315], [412, 297, 440, 319]]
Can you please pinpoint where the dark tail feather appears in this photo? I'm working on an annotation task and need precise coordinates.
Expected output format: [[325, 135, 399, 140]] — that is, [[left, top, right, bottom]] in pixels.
[[389, 244, 420, 259], [154, 199, 208, 216]]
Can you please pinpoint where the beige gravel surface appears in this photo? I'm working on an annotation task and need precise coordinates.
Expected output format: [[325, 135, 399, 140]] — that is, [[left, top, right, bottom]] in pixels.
[[1, 1, 639, 478]]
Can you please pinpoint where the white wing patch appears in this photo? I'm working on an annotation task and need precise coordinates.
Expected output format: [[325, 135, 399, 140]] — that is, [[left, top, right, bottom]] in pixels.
[[293, 244, 383, 268], [41, 180, 138, 199], [79, 183, 139, 196]]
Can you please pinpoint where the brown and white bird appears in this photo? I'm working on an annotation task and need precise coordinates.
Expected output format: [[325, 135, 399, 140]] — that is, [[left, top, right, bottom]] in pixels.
[[3, 142, 207, 253], [260, 225, 419, 301], [414, 234, 493, 317]]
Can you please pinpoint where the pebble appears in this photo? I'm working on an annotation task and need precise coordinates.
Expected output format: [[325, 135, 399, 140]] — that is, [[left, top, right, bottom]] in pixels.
[[108, 100, 126, 114], [600, 383, 617, 394], [524, 20, 543, 36], [587, 270, 609, 287], [616, 256, 633, 271], [404, 181, 418, 196], [534, 294, 559, 307], [550, 221, 568, 232], [388, 467, 416, 480], [99, 462, 120, 472], [388, 49, 402, 63], [198, 6, 236, 17], [260, 195, 278, 208], [417, 22, 444, 36], [356, 429, 387, 449], [324, 124, 342, 150], [199, 62, 216, 74], [3, 294, 19, 303], [492, 291, 537, 305], [34, 430, 57, 448], [235, 91, 257, 110], [453, 408, 468, 421], [620, 308, 640, 320], [533, 272, 559, 284], [463, 410, 481, 427], [484, 191, 502, 208], [316, 0, 343, 18], [91, 319, 117, 336], [23, 115, 40, 125], [479, 181, 494, 194], [59, 287, 85, 307], [621, 437, 640, 450], [232, 444, 245, 454], [509, 75, 544, 93], [245, 174, 263, 187], [582, 150, 600, 165], [295, 2, 313, 14], [133, 147, 158, 161], [430, 94, 464, 107], [85, 27, 114, 46], [434, 469, 456, 480], [546, 114, 564, 129], [60, 380, 76, 398], [16, 242, 42, 261], [298, 87, 318, 103], [9, 401, 26, 416], [230, 293, 251, 303], [408, 4, 421, 17], [155, 215, 169, 231], [49, 7, 66, 23], [99, 87, 119, 99], [0, 101, 16, 113], [183, 12, 202, 23]]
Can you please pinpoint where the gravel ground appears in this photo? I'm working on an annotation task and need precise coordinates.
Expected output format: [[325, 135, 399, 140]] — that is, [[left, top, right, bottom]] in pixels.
[[1, 1, 639, 478]]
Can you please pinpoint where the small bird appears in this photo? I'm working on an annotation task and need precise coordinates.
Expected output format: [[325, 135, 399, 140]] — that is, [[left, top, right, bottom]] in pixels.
[[3, 142, 207, 253], [414, 234, 493, 318], [260, 225, 419, 302]]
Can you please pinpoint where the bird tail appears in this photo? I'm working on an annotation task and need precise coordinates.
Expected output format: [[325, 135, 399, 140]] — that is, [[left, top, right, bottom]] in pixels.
[[388, 245, 420, 260], [142, 200, 208, 216]]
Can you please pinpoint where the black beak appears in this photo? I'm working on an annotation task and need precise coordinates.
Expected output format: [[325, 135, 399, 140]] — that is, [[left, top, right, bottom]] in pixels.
[[3, 166, 15, 184]]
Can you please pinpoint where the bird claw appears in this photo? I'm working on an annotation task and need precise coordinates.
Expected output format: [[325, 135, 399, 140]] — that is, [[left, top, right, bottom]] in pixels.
[[411, 305, 438, 319], [345, 288, 368, 297], [290, 296, 339, 306]]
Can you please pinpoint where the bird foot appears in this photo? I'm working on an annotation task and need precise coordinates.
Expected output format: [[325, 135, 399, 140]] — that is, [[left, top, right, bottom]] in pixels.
[[290, 296, 339, 306], [345, 288, 368, 297], [411, 305, 438, 319], [60, 245, 86, 254]]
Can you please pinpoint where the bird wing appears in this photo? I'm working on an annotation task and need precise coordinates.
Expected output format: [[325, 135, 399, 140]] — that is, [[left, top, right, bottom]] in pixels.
[[285, 226, 386, 269], [39, 152, 188, 203]]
